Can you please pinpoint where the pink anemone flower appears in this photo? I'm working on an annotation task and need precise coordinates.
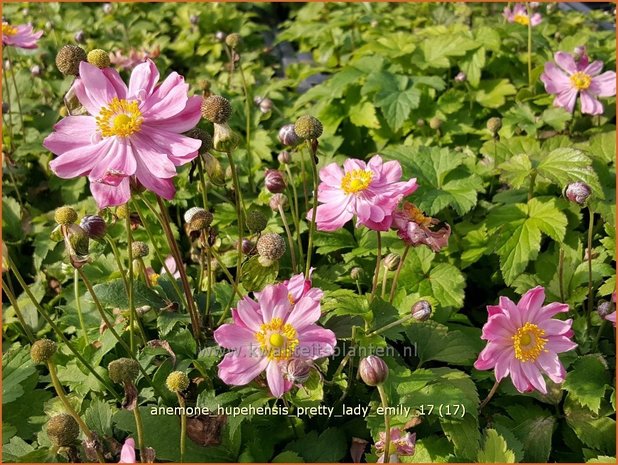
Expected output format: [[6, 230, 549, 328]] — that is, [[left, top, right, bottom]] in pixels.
[[474, 286, 577, 394], [43, 59, 202, 208], [307, 155, 417, 232], [118, 438, 136, 463], [503, 4, 542, 26], [214, 275, 336, 397], [375, 428, 416, 463], [541, 50, 616, 115], [391, 202, 451, 252], [2, 22, 43, 49], [606, 292, 617, 327]]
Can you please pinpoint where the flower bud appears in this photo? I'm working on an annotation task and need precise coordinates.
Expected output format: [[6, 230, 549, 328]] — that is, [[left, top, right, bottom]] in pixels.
[[351, 267, 363, 280], [108, 357, 140, 384], [47, 414, 80, 447], [201, 95, 232, 124], [131, 241, 149, 258], [215, 31, 227, 42], [80, 215, 107, 240], [185, 128, 213, 154], [258, 98, 273, 114], [225, 33, 241, 50], [383, 253, 401, 272], [102, 3, 113, 14], [31, 65, 41, 77], [429, 117, 442, 130], [265, 169, 286, 194], [454, 71, 467, 83], [486, 117, 502, 135], [278, 124, 301, 147], [256, 233, 286, 266], [203, 153, 225, 185], [241, 238, 255, 255], [284, 358, 312, 384], [74, 30, 85, 43], [55, 45, 87, 76], [269, 193, 288, 211], [244, 211, 267, 235], [31, 339, 57, 364], [277, 151, 291, 164], [416, 119, 425, 128], [67, 225, 90, 258], [2, 102, 8, 114], [573, 46, 586, 60], [190, 14, 199, 25], [359, 355, 388, 386], [184, 207, 213, 232], [412, 300, 432, 321], [565, 182, 591, 205], [213, 122, 240, 152], [166, 371, 190, 392], [294, 115, 323, 140], [597, 300, 615, 318], [54, 206, 78, 225], [87, 49, 110, 69]]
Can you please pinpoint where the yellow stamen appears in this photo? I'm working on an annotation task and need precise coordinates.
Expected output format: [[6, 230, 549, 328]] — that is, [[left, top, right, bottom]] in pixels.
[[341, 169, 373, 195], [96, 98, 143, 138], [513, 14, 530, 25], [149, 273, 160, 287], [255, 317, 298, 361], [512, 322, 547, 362], [2, 23, 17, 36], [570, 71, 592, 90], [403, 203, 432, 228]]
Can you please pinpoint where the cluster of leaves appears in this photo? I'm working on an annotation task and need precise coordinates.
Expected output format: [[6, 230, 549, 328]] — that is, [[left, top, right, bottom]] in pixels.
[[2, 2, 616, 463]]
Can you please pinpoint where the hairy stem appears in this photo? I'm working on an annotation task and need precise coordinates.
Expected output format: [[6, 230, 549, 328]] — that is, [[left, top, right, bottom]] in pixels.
[[389, 246, 410, 303], [377, 384, 391, 464], [305, 141, 320, 277]]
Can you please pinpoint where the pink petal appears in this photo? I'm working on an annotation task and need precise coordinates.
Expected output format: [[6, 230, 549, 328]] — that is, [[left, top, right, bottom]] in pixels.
[[530, 13, 542, 26], [541, 62, 572, 94], [343, 158, 367, 173], [554, 88, 579, 113], [137, 128, 200, 167], [286, 295, 321, 330], [218, 353, 268, 386], [521, 362, 547, 394], [535, 302, 569, 321], [43, 116, 98, 154], [49, 138, 112, 179], [295, 325, 336, 359], [266, 361, 287, 398], [589, 71, 616, 98], [319, 162, 345, 187], [232, 297, 263, 332], [145, 95, 202, 133], [555, 51, 577, 75], [119, 438, 136, 463], [258, 283, 291, 322], [134, 156, 176, 200], [141, 72, 189, 119], [538, 318, 573, 336], [213, 323, 256, 350], [509, 361, 533, 393], [579, 91, 604, 115], [89, 138, 137, 182], [89, 177, 131, 209], [128, 59, 159, 101], [536, 351, 566, 384], [517, 286, 545, 318], [78, 62, 119, 113], [546, 335, 577, 353], [129, 133, 180, 178], [102, 68, 128, 100], [583, 60, 604, 77], [310, 201, 353, 232]]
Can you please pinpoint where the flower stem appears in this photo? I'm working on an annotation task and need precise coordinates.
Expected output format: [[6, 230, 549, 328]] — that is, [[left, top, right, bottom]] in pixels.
[[558, 247, 565, 303], [205, 247, 213, 330], [225, 150, 245, 289], [278, 204, 297, 273], [7, 257, 121, 401], [74, 269, 89, 347], [526, 3, 533, 89], [237, 59, 255, 192], [132, 404, 146, 463], [389, 246, 410, 303], [367, 314, 414, 338], [593, 320, 606, 352], [197, 155, 209, 210], [47, 360, 106, 463], [377, 384, 391, 464], [305, 141, 320, 277], [370, 231, 383, 301], [479, 379, 501, 410], [6, 47, 25, 132], [285, 164, 305, 268], [125, 206, 136, 355], [381, 266, 389, 298], [586, 207, 595, 330], [2, 57, 16, 153], [177, 393, 187, 463], [299, 146, 310, 214], [2, 277, 34, 342]]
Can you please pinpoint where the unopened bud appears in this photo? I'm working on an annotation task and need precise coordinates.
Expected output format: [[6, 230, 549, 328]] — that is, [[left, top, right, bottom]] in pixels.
[[258, 98, 273, 114], [454, 71, 467, 83], [429, 117, 442, 130], [265, 169, 286, 194], [225, 33, 241, 50], [351, 267, 363, 280], [278, 151, 291, 164], [184, 207, 213, 232], [565, 182, 591, 205], [597, 300, 615, 318], [573, 46, 586, 60], [74, 30, 85, 44], [31, 339, 57, 364], [190, 14, 199, 25], [166, 371, 190, 392], [269, 193, 288, 211], [241, 238, 255, 255], [383, 253, 401, 271], [359, 355, 388, 386], [102, 3, 113, 14], [213, 122, 239, 152], [215, 31, 227, 42], [31, 65, 41, 77], [284, 359, 312, 384], [79, 215, 107, 240], [278, 124, 301, 147], [412, 300, 432, 321], [487, 117, 502, 135]]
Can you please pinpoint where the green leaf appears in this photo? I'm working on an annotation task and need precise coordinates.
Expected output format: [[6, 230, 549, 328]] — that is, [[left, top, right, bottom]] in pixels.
[[367, 72, 420, 131], [474, 79, 516, 108], [421, 34, 480, 68], [2, 345, 36, 405], [405, 321, 478, 365], [460, 47, 485, 88], [584, 131, 615, 164], [287, 428, 347, 462], [83, 398, 117, 438], [2, 196, 22, 243], [536, 147, 602, 197], [90, 279, 166, 310], [564, 397, 616, 454], [241, 255, 279, 292], [498, 153, 533, 189], [349, 100, 381, 129], [477, 429, 516, 463], [441, 415, 481, 461], [272, 451, 304, 463], [563, 355, 610, 414], [425, 263, 466, 308]]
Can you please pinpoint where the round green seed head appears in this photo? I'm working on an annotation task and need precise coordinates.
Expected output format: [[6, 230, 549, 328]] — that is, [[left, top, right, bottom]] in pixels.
[[30, 339, 57, 364], [55, 45, 87, 76], [131, 241, 149, 258], [185, 128, 213, 153], [256, 233, 286, 261], [54, 206, 78, 225], [225, 33, 241, 49], [429, 117, 442, 130], [166, 371, 190, 392], [86, 49, 110, 69], [115, 204, 129, 219], [47, 413, 80, 447], [294, 115, 323, 140], [201, 95, 232, 124], [108, 358, 140, 384], [246, 210, 268, 233], [487, 117, 502, 134]]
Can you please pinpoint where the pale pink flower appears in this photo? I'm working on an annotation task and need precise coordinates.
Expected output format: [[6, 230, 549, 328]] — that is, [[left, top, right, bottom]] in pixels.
[[503, 4, 542, 26], [391, 202, 450, 252], [118, 438, 136, 463], [307, 155, 417, 232], [2, 22, 43, 49], [375, 428, 416, 463], [474, 287, 577, 394], [110, 46, 160, 71], [43, 59, 202, 208], [214, 275, 335, 397], [541, 50, 616, 115]]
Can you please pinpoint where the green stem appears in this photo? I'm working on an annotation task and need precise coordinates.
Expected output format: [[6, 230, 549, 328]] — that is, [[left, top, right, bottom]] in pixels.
[[389, 246, 410, 303], [304, 141, 320, 277], [593, 320, 606, 352], [133, 404, 146, 463], [74, 269, 89, 347], [177, 393, 187, 463], [197, 155, 209, 210], [586, 208, 595, 330], [367, 314, 414, 338], [125, 209, 136, 355], [6, 47, 25, 132], [2, 57, 16, 153], [47, 361, 106, 463], [209, 248, 243, 298], [237, 60, 255, 192], [225, 150, 245, 290], [381, 266, 389, 298], [7, 259, 121, 400], [285, 164, 305, 268], [2, 278, 35, 342], [370, 231, 382, 301], [526, 3, 533, 89], [528, 171, 537, 201], [558, 247, 565, 303], [377, 384, 391, 463], [299, 147, 310, 214], [205, 247, 213, 330], [278, 205, 297, 273], [479, 379, 501, 410]]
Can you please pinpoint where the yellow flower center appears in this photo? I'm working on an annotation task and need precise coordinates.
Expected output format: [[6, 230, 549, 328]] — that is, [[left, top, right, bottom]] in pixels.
[[512, 322, 547, 362], [341, 169, 373, 195], [570, 71, 592, 90], [96, 98, 143, 138], [2, 24, 17, 36], [255, 317, 298, 361], [149, 273, 160, 287], [514, 14, 530, 25]]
